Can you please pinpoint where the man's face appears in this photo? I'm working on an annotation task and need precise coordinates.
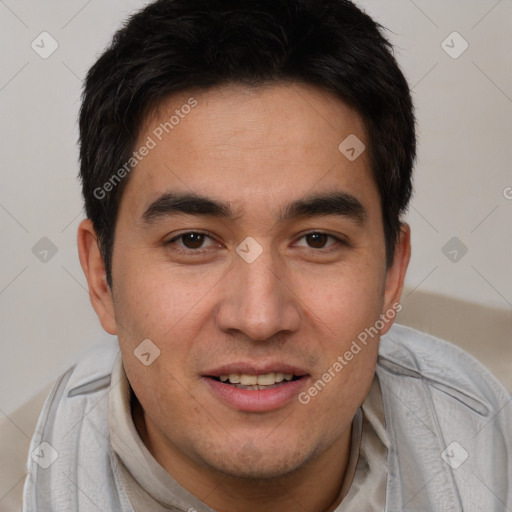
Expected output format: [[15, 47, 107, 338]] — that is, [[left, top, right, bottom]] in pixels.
[[106, 83, 399, 479]]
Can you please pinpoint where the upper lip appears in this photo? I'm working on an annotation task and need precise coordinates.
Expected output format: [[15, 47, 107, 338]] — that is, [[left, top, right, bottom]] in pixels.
[[203, 362, 309, 377]]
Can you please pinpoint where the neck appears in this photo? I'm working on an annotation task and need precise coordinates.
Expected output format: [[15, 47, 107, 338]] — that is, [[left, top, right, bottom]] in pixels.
[[132, 398, 355, 512]]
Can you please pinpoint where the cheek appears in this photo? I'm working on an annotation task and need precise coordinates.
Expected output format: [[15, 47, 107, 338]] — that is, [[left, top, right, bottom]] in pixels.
[[302, 256, 385, 327], [298, 323, 379, 434], [297, 261, 384, 410], [112, 262, 222, 412], [112, 259, 222, 344]]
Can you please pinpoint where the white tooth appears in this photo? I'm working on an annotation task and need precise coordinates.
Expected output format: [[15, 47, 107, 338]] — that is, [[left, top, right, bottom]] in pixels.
[[220, 375, 229, 382], [275, 372, 284, 383], [257, 373, 276, 386], [228, 373, 241, 384], [240, 374, 258, 385], [284, 374, 293, 381]]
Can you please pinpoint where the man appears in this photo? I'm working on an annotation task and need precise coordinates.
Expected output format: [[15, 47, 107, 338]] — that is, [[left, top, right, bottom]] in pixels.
[[23, 0, 511, 511]]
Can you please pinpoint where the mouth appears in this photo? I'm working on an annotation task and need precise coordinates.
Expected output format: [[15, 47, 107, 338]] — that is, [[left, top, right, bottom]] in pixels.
[[206, 372, 304, 390], [202, 367, 310, 412]]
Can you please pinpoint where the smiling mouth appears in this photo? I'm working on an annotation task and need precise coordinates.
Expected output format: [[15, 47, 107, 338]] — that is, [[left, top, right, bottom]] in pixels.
[[207, 372, 304, 390]]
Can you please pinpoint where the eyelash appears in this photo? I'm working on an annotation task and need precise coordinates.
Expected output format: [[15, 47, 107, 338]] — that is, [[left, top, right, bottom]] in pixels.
[[165, 231, 346, 254]]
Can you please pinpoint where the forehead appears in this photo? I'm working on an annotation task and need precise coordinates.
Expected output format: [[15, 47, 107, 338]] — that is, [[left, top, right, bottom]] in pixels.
[[120, 82, 379, 219]]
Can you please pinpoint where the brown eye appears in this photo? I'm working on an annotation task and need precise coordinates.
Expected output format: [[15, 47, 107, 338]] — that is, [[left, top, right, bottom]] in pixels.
[[305, 233, 329, 248], [180, 232, 206, 249]]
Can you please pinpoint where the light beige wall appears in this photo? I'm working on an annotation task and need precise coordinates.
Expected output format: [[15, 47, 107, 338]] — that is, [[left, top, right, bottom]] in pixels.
[[359, 0, 512, 311]]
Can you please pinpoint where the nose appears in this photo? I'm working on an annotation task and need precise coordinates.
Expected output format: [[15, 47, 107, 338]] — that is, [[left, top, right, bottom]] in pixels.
[[216, 248, 301, 341]]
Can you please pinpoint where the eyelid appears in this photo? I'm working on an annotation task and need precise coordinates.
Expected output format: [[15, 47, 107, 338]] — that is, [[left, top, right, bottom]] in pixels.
[[167, 230, 214, 241], [166, 230, 220, 252], [293, 230, 347, 248]]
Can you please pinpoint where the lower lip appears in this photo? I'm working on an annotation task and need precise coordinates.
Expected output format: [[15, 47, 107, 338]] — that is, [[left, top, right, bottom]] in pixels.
[[202, 376, 309, 412]]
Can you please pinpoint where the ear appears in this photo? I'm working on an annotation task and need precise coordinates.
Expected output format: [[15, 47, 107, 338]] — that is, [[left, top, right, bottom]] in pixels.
[[77, 219, 117, 335], [380, 222, 411, 335]]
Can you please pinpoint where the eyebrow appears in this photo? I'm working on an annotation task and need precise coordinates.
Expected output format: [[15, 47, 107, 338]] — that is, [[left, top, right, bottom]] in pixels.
[[141, 190, 367, 225]]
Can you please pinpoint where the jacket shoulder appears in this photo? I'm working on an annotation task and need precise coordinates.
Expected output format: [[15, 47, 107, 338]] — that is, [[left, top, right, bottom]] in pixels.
[[377, 324, 512, 510], [22, 338, 121, 511], [378, 323, 511, 409]]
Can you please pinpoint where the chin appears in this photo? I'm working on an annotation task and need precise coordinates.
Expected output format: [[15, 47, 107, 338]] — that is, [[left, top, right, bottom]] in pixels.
[[198, 441, 311, 481]]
